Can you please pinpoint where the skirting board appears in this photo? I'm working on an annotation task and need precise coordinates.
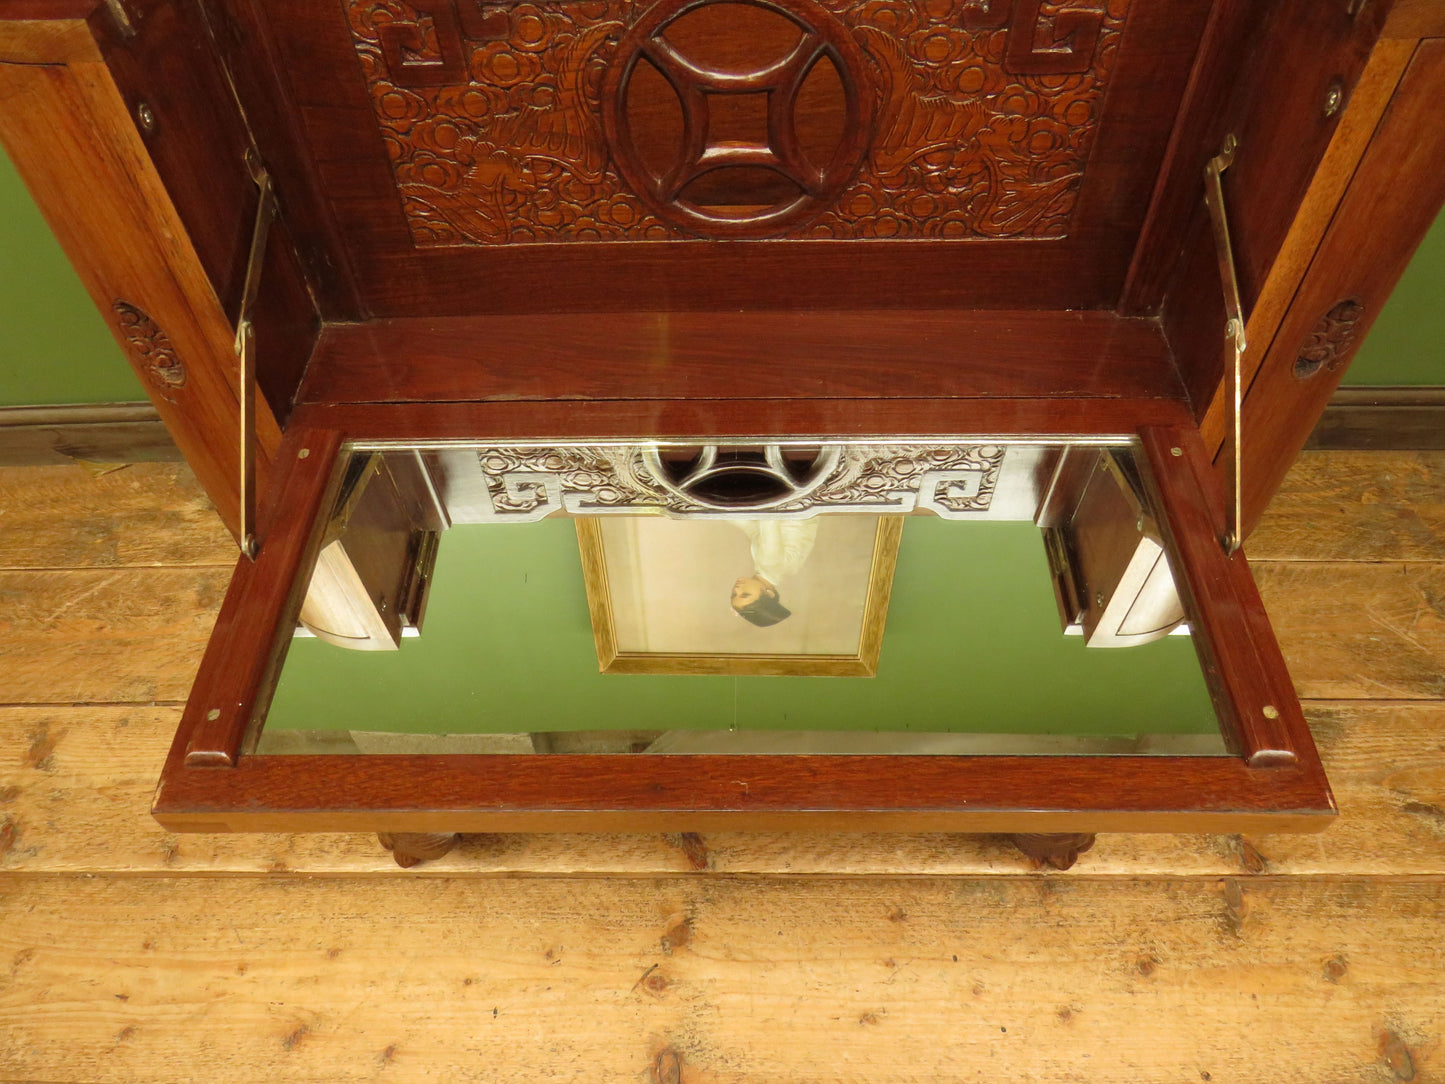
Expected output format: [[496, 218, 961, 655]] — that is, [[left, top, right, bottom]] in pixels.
[[0, 388, 1438, 466], [0, 403, 181, 466], [1307, 387, 1445, 450]]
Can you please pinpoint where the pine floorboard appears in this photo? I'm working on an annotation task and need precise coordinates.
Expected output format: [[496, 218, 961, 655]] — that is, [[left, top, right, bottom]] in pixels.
[[0, 451, 1441, 1082]]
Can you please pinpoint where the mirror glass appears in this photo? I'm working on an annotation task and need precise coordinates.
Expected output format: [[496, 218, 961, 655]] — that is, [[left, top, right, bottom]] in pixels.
[[255, 440, 1227, 756]]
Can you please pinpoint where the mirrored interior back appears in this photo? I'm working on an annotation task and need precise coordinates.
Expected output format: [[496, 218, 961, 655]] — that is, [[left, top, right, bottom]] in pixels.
[[256, 440, 1227, 756]]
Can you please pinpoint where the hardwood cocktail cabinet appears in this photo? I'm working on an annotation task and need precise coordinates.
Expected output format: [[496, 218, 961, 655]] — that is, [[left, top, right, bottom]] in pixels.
[[4, 0, 1444, 862]]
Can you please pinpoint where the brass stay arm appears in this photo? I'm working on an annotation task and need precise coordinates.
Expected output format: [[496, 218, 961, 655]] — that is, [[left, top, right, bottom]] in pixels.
[[1204, 133, 1246, 556], [235, 149, 276, 560]]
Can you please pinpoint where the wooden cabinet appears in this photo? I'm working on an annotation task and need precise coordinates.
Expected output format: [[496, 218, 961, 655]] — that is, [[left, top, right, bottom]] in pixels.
[[3, 0, 1444, 849]]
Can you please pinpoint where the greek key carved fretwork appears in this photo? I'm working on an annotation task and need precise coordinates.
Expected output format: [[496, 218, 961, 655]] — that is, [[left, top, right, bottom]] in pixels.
[[1004, 0, 1103, 75], [472, 443, 1007, 521], [345, 0, 1123, 244], [112, 301, 186, 396], [1294, 298, 1365, 380]]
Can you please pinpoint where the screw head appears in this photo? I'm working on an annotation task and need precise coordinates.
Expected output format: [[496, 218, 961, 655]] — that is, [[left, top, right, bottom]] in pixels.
[[1094, 592, 1105, 608], [1323, 78, 1345, 118], [298, 448, 310, 459], [206, 708, 221, 721], [135, 101, 156, 135], [1262, 705, 1280, 720], [1170, 447, 1183, 457]]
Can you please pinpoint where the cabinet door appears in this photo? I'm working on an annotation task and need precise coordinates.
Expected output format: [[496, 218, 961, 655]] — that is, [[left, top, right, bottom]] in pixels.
[[152, 414, 1333, 836], [0, 0, 318, 534]]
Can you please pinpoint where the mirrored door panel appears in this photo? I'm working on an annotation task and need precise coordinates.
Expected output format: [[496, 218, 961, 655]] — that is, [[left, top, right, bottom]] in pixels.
[[254, 440, 1226, 757]]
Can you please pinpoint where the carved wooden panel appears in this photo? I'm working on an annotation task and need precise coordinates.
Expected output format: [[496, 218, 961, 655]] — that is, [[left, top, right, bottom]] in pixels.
[[344, 0, 1126, 243]]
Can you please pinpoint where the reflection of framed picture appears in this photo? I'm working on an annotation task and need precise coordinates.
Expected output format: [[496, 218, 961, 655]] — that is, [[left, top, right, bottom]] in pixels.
[[578, 516, 903, 676]]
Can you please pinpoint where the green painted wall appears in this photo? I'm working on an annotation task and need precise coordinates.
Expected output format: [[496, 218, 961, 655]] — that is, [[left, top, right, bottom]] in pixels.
[[0, 148, 141, 407], [267, 517, 1219, 738], [1343, 208, 1445, 386]]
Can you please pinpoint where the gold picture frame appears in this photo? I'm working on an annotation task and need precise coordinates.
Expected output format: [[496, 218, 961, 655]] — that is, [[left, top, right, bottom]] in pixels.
[[578, 516, 904, 676]]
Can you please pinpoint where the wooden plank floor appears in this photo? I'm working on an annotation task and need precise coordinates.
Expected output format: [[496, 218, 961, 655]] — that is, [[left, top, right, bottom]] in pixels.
[[0, 453, 1442, 1082]]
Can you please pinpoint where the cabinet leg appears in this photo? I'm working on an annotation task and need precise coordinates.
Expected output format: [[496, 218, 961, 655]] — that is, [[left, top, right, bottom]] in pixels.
[[378, 832, 460, 868], [1008, 833, 1096, 870]]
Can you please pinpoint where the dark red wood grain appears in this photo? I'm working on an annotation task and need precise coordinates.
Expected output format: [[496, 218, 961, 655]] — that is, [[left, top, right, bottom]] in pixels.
[[246, 0, 1206, 316], [293, 398, 1198, 445], [155, 412, 1333, 836], [1137, 425, 1323, 779], [94, 0, 320, 423], [194, 0, 365, 320], [152, 751, 1335, 835], [1120, 0, 1258, 316], [174, 426, 345, 767], [1160, 0, 1393, 413], [1236, 39, 1445, 537], [300, 310, 1182, 405]]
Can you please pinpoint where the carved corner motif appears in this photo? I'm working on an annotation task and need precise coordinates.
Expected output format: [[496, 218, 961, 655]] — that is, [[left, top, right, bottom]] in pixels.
[[1003, 0, 1104, 75], [471, 443, 1006, 520], [1294, 298, 1365, 380], [345, 0, 1123, 245], [112, 301, 187, 397]]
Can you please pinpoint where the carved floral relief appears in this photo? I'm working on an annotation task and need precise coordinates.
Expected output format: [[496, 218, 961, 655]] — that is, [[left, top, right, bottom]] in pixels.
[[1294, 298, 1365, 380], [345, 0, 1126, 243], [112, 301, 187, 397]]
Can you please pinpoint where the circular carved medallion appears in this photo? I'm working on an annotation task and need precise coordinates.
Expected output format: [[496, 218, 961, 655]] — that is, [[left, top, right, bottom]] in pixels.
[[642, 445, 842, 509], [602, 0, 873, 239]]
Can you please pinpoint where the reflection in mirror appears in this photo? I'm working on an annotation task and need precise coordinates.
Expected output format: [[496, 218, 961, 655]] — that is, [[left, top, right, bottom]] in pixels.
[[256, 441, 1226, 756]]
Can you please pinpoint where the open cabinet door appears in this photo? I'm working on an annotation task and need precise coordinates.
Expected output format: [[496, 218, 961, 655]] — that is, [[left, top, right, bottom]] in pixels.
[[0, 0, 318, 537], [151, 409, 1333, 838]]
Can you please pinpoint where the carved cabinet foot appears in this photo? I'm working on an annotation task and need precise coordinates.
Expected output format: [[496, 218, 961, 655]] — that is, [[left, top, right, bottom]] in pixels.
[[1008, 833, 1096, 870], [378, 832, 460, 868]]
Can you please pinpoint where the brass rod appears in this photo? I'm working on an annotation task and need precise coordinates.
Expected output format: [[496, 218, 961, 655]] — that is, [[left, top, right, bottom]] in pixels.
[[1204, 134, 1245, 555], [238, 321, 256, 559], [234, 154, 276, 561]]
